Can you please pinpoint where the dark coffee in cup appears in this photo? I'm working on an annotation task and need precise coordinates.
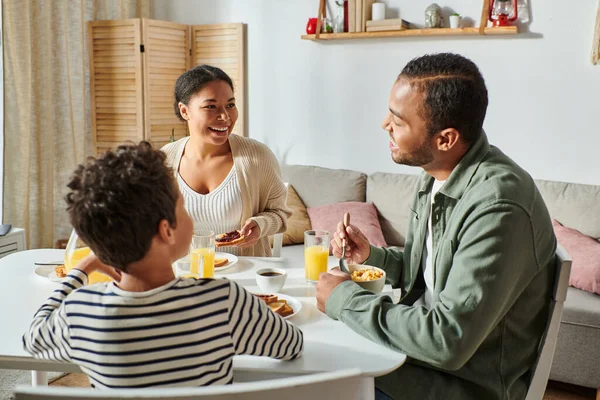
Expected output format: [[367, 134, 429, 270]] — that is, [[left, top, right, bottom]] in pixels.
[[259, 272, 282, 277]]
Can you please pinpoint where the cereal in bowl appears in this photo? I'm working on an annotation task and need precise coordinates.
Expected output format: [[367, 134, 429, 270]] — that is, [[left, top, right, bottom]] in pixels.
[[351, 268, 383, 282]]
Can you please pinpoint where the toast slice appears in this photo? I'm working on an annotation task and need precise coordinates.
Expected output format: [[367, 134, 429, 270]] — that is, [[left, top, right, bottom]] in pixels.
[[215, 230, 245, 247], [54, 265, 67, 278], [268, 301, 287, 315], [279, 303, 294, 317], [254, 293, 278, 304], [214, 257, 229, 268]]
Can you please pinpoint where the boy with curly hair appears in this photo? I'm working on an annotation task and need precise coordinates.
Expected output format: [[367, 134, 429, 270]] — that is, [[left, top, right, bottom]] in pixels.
[[23, 142, 303, 389]]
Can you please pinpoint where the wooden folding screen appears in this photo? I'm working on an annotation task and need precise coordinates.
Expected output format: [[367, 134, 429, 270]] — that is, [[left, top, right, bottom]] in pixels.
[[88, 19, 144, 156], [88, 19, 245, 156], [142, 19, 190, 149]]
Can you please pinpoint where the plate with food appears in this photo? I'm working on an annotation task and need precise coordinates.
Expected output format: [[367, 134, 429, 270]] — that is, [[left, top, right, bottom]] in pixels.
[[34, 265, 67, 283], [253, 293, 302, 320], [214, 252, 238, 272], [215, 230, 245, 247]]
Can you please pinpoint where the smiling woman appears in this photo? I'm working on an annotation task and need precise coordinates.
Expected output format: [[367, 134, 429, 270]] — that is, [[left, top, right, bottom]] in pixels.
[[161, 65, 291, 257]]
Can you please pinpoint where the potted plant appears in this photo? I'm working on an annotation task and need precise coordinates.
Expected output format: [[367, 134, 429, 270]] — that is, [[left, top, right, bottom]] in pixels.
[[449, 12, 461, 28]]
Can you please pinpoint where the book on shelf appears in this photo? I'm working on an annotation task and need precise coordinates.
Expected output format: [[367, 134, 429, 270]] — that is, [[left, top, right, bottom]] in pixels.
[[365, 25, 407, 32], [356, 0, 362, 32], [361, 0, 375, 32], [366, 18, 411, 29], [348, 0, 356, 32]]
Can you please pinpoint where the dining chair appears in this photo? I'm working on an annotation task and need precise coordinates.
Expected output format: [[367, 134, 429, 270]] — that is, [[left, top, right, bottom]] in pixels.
[[270, 181, 289, 258], [525, 245, 572, 400], [271, 233, 283, 257], [14, 369, 363, 400]]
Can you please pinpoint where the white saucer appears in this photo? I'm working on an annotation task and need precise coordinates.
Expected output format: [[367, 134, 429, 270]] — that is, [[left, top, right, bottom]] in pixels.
[[214, 252, 238, 272], [34, 265, 65, 283]]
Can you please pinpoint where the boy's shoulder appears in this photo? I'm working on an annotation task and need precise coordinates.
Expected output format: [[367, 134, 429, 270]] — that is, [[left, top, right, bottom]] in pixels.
[[63, 282, 114, 304], [64, 278, 236, 306]]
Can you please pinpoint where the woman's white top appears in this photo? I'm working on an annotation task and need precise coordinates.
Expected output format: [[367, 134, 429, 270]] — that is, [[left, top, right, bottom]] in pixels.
[[176, 165, 243, 256]]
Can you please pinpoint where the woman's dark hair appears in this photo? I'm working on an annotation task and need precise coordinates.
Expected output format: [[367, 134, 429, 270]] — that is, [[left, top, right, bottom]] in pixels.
[[173, 65, 234, 122], [65, 142, 179, 272], [399, 53, 488, 145]]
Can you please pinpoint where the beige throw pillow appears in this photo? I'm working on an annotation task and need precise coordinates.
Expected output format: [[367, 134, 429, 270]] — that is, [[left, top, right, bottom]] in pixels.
[[269, 184, 312, 247], [282, 184, 312, 245]]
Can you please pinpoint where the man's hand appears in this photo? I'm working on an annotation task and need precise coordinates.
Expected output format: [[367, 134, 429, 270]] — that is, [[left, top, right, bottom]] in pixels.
[[331, 222, 371, 265], [76, 253, 122, 282], [238, 219, 261, 247], [316, 268, 352, 313]]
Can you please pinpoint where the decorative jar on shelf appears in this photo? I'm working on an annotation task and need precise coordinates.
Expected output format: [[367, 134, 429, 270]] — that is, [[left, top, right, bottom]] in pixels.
[[489, 0, 518, 27]]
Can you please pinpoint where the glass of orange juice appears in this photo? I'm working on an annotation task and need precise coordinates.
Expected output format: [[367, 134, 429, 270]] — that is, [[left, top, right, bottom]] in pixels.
[[304, 230, 330, 283], [189, 231, 215, 279], [64, 229, 112, 284]]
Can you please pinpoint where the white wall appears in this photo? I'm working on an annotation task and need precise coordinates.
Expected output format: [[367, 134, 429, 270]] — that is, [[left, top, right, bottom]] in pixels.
[[152, 0, 600, 186]]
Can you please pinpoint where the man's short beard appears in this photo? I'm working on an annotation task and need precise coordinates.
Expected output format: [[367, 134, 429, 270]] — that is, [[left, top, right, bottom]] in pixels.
[[391, 141, 433, 167]]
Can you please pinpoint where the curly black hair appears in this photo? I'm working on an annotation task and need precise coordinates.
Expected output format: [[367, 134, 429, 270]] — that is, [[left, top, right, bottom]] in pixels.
[[399, 53, 489, 145], [173, 65, 234, 122], [65, 142, 179, 272]]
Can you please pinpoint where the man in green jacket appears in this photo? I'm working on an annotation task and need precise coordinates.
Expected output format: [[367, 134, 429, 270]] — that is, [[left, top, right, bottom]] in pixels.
[[315, 53, 557, 400]]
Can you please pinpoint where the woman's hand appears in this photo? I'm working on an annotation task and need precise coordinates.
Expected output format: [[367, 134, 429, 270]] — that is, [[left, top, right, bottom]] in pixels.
[[238, 219, 261, 248]]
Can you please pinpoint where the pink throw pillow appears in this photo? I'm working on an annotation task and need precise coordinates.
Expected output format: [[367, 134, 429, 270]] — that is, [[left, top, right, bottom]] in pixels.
[[552, 219, 600, 295], [307, 202, 387, 253]]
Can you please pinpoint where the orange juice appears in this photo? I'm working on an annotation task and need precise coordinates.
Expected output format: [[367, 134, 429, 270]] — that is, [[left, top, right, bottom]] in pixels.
[[190, 248, 215, 278], [64, 247, 112, 284], [305, 245, 329, 281]]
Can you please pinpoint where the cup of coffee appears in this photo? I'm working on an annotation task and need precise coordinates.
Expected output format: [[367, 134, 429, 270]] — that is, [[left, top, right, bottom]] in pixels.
[[256, 267, 287, 293]]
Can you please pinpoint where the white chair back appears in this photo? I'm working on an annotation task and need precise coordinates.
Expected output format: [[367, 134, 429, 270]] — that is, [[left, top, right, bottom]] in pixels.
[[15, 369, 363, 400], [524, 245, 572, 400], [271, 233, 283, 257], [270, 182, 289, 258]]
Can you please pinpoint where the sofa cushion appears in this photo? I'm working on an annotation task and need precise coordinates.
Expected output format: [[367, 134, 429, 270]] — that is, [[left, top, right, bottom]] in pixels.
[[553, 219, 600, 295], [307, 202, 387, 252], [282, 184, 312, 246], [536, 179, 600, 242], [366, 172, 419, 247], [282, 165, 366, 208], [561, 287, 600, 328]]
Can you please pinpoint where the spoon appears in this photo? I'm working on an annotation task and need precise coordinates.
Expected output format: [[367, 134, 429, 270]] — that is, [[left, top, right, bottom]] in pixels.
[[339, 213, 350, 273]]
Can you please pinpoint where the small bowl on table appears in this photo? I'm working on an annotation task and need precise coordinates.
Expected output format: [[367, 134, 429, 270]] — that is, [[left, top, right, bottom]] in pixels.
[[255, 267, 287, 293], [348, 264, 386, 294]]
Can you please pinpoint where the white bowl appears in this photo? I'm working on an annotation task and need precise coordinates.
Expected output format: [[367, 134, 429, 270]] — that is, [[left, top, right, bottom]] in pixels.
[[348, 264, 386, 294], [255, 267, 287, 293]]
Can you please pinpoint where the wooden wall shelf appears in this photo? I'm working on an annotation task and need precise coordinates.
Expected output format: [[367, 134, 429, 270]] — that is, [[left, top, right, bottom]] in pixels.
[[304, 0, 519, 41], [301, 26, 518, 41]]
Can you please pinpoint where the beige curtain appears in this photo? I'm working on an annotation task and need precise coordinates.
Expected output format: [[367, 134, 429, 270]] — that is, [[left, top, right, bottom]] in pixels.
[[593, 1, 600, 64], [2, 0, 150, 249]]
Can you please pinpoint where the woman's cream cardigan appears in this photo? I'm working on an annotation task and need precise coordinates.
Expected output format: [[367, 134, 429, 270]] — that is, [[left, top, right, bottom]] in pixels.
[[161, 134, 291, 257]]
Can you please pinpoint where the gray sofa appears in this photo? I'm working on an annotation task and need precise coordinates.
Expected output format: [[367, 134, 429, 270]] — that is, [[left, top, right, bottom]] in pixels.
[[281, 164, 600, 393]]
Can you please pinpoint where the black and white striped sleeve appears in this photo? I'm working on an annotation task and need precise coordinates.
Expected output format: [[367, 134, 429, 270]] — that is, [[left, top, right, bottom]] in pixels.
[[22, 269, 88, 362], [227, 281, 303, 361]]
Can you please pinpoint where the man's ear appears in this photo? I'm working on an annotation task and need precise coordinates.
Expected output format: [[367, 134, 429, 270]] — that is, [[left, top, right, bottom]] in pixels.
[[436, 128, 461, 152], [157, 219, 176, 245]]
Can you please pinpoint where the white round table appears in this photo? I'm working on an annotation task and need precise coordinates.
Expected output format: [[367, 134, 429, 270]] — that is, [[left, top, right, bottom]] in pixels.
[[0, 249, 406, 398]]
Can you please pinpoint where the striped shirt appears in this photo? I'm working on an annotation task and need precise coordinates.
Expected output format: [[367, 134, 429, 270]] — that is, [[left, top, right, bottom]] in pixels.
[[23, 269, 303, 389]]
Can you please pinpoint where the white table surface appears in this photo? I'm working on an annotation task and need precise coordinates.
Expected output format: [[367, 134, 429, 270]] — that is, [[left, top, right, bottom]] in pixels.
[[0, 249, 406, 378]]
